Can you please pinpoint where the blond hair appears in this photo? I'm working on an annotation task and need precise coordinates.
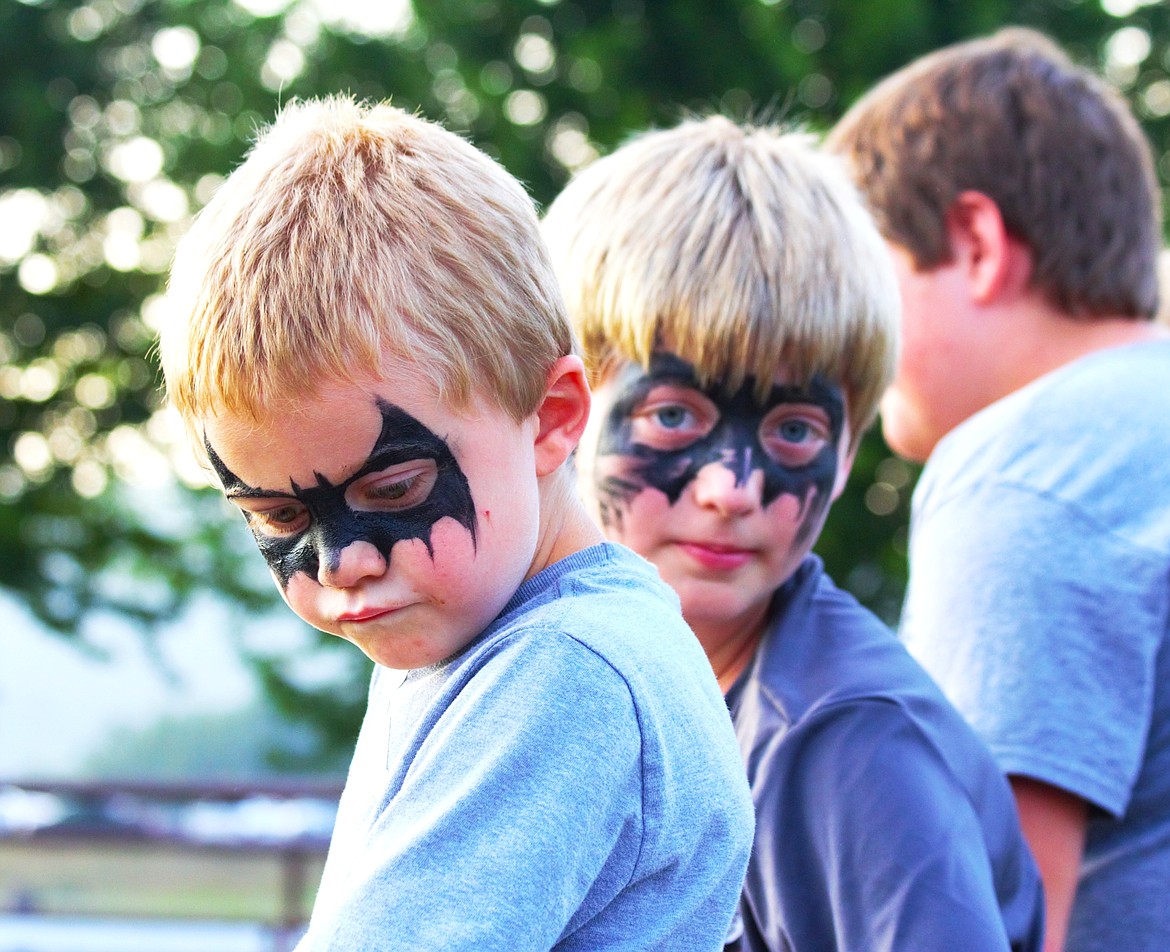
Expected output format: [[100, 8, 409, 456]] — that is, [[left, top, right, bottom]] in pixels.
[[161, 96, 573, 439], [542, 114, 899, 445]]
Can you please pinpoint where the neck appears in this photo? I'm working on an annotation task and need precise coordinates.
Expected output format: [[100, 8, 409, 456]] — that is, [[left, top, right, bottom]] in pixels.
[[688, 607, 768, 694], [527, 471, 604, 580], [991, 303, 1167, 402]]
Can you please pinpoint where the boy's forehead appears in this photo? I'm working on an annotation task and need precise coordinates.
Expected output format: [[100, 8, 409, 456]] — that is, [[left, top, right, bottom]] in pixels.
[[201, 402, 378, 492], [200, 373, 457, 491], [608, 350, 842, 399]]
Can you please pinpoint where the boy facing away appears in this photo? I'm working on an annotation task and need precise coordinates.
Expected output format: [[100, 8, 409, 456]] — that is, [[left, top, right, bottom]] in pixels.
[[828, 28, 1170, 952], [543, 115, 1045, 952], [159, 97, 754, 951]]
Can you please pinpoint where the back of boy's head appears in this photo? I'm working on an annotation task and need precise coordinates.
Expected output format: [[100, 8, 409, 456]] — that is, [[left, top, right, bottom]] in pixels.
[[827, 26, 1160, 320], [542, 114, 900, 446], [162, 95, 573, 441]]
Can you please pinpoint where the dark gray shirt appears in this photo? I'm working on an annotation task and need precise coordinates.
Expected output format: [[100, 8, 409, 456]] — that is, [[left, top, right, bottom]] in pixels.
[[726, 557, 1044, 952]]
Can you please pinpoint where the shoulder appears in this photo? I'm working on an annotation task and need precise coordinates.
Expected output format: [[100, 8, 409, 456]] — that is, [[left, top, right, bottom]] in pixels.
[[743, 693, 1041, 952], [747, 692, 1023, 879], [463, 570, 754, 874], [918, 342, 1170, 555], [739, 569, 1002, 805], [741, 561, 926, 727], [525, 544, 722, 701], [467, 618, 643, 720], [468, 567, 728, 763], [933, 341, 1170, 477], [511, 542, 683, 636]]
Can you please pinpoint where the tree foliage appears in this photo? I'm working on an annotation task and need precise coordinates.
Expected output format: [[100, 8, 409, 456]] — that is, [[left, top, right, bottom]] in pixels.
[[3, 0, 1167, 759]]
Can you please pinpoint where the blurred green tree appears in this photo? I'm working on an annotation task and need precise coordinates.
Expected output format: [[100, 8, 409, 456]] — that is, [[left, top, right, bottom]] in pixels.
[[2, 0, 1166, 760]]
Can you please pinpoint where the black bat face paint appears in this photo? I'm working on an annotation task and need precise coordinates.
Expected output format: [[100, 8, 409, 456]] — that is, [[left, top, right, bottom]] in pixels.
[[208, 398, 477, 589], [595, 352, 845, 543]]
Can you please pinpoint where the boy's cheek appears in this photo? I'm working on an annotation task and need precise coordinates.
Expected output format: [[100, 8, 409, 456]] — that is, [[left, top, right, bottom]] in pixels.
[[589, 454, 643, 531], [831, 439, 858, 501], [276, 573, 329, 633]]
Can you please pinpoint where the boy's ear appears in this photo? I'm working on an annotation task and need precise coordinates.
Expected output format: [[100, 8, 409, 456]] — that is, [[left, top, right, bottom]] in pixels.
[[533, 355, 591, 477], [945, 190, 1032, 305]]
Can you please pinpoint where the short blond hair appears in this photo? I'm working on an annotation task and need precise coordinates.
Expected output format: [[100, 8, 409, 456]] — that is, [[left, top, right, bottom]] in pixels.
[[161, 96, 573, 438], [542, 115, 899, 445]]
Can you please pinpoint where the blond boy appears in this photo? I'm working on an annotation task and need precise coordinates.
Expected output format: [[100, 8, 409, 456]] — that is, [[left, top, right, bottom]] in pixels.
[[160, 97, 753, 951], [544, 115, 1044, 951]]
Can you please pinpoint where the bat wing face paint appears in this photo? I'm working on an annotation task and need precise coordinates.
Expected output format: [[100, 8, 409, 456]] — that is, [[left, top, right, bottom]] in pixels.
[[208, 398, 477, 589], [594, 352, 845, 545], [202, 365, 557, 670], [586, 351, 850, 653]]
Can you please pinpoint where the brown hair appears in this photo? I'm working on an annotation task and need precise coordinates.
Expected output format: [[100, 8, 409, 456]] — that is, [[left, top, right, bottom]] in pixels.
[[827, 27, 1160, 319]]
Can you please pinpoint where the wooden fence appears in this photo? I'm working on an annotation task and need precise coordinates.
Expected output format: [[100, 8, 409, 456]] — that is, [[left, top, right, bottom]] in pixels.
[[0, 778, 342, 952]]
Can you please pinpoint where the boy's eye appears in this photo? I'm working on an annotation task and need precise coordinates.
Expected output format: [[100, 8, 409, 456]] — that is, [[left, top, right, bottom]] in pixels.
[[653, 405, 692, 430], [761, 409, 832, 468], [629, 387, 716, 451], [351, 459, 438, 512], [778, 419, 811, 442], [245, 502, 310, 538]]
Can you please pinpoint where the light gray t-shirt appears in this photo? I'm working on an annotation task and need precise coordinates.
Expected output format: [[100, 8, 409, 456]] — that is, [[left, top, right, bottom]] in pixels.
[[900, 340, 1170, 952], [299, 542, 755, 951]]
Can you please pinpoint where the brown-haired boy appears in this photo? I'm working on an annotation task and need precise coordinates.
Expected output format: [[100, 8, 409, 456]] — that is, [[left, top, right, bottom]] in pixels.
[[829, 27, 1170, 952]]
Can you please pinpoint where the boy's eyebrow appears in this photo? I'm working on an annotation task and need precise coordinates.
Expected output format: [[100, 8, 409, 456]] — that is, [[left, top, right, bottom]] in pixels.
[[645, 351, 702, 384], [216, 447, 443, 502], [223, 485, 294, 501]]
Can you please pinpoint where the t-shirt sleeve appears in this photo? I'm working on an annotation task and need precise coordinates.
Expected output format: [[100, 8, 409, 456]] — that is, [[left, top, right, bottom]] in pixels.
[[747, 699, 1014, 952], [903, 482, 1165, 816], [310, 632, 645, 951]]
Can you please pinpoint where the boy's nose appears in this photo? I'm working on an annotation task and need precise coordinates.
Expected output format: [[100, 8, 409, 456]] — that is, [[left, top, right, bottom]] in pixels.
[[691, 461, 764, 517], [317, 539, 388, 589]]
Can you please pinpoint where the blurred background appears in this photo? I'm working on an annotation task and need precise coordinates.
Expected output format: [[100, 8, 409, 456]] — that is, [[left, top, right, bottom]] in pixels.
[[1, 0, 1168, 946]]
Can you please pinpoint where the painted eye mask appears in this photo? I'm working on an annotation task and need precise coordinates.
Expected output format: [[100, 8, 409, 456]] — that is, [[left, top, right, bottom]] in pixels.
[[595, 352, 844, 538], [207, 398, 477, 588]]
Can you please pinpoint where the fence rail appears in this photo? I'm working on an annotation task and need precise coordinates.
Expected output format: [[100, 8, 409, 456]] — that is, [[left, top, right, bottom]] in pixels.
[[0, 778, 342, 952]]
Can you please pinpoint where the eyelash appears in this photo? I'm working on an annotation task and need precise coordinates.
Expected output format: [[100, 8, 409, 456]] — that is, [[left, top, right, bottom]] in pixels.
[[761, 413, 831, 466], [247, 503, 309, 537], [353, 460, 439, 512], [240, 462, 438, 538], [367, 471, 427, 504], [628, 387, 716, 445]]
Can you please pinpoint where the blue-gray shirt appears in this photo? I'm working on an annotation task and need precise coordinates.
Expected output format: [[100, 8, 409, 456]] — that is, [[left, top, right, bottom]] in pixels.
[[727, 556, 1043, 952], [901, 340, 1170, 952], [300, 542, 754, 950]]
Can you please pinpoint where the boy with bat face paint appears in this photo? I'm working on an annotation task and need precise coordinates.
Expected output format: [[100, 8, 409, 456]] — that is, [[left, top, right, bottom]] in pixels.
[[159, 97, 754, 951], [543, 115, 1044, 952]]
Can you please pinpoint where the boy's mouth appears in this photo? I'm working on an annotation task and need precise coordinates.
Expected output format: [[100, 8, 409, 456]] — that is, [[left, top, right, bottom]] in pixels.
[[677, 541, 755, 571], [337, 607, 397, 623]]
